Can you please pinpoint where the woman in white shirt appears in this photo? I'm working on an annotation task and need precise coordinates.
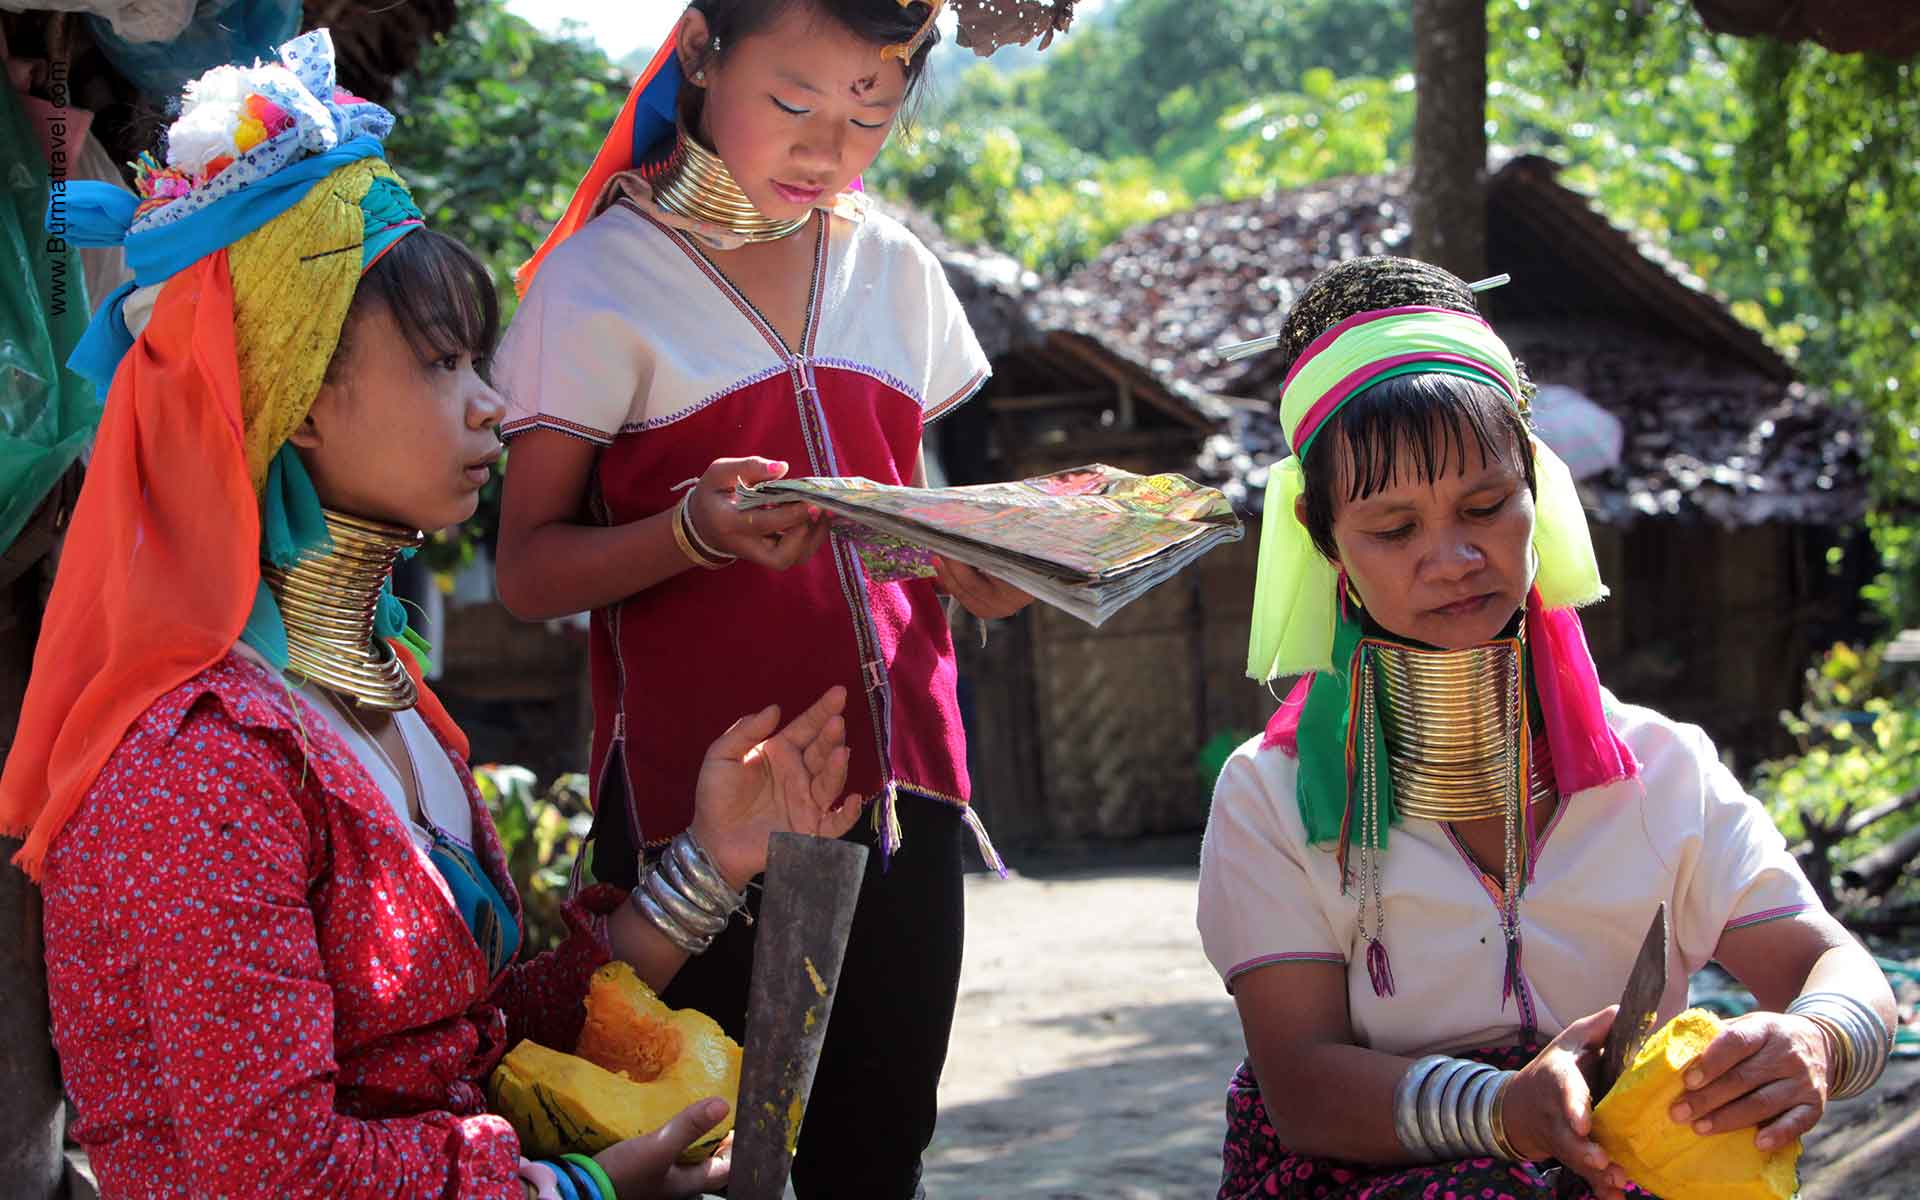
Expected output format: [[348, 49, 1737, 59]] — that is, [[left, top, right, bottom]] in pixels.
[[1196, 255, 1894, 1200]]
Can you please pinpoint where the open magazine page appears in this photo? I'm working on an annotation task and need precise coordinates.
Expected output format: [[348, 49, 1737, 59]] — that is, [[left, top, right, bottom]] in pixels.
[[778, 465, 1228, 519], [737, 464, 1244, 626]]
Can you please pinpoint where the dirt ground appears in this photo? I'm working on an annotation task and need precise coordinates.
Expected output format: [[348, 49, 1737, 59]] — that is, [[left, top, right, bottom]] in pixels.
[[920, 851, 1920, 1200], [922, 851, 1241, 1199]]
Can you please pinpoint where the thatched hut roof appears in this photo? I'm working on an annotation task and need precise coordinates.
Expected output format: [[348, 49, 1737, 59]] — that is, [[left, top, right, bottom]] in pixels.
[[1031, 157, 1863, 528], [894, 201, 1228, 434]]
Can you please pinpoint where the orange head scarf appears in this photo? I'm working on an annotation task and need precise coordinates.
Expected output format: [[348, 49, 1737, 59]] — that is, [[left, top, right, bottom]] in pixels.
[[0, 32, 466, 879]]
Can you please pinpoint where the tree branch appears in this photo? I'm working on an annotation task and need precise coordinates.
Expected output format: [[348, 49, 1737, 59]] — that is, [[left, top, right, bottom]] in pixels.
[[1842, 818, 1920, 900]]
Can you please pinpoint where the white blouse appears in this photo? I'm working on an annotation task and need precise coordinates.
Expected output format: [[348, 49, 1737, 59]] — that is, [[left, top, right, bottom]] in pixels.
[[1196, 693, 1819, 1055], [493, 201, 990, 445]]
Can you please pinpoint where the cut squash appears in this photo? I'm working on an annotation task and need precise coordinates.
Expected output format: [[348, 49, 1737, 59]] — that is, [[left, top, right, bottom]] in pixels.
[[490, 962, 741, 1162], [1591, 1008, 1800, 1200]]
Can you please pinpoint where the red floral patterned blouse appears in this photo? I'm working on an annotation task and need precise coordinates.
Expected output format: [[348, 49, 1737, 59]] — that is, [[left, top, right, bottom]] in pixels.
[[40, 653, 616, 1198]]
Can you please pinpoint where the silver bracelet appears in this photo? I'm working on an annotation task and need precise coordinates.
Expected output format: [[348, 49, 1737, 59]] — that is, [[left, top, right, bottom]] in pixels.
[[1393, 1055, 1520, 1162], [668, 832, 749, 922], [631, 887, 710, 955], [1465, 1068, 1503, 1158], [1431, 1059, 1479, 1158], [654, 849, 727, 928], [630, 829, 749, 955], [1393, 1056, 1448, 1159], [650, 866, 726, 937], [1789, 990, 1892, 1101], [1795, 990, 1890, 1100]]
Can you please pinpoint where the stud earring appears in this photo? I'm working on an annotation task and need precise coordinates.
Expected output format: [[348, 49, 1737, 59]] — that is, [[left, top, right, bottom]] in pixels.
[[694, 70, 705, 82]]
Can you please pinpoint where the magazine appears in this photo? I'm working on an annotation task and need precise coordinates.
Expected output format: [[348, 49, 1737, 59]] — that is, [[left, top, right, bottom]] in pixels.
[[735, 464, 1243, 627]]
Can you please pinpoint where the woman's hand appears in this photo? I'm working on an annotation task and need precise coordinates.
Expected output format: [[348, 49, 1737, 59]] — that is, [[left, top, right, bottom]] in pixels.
[[686, 456, 829, 571], [932, 556, 1034, 620], [1668, 1012, 1832, 1150], [1501, 1007, 1633, 1200], [690, 686, 861, 890], [593, 1098, 732, 1199]]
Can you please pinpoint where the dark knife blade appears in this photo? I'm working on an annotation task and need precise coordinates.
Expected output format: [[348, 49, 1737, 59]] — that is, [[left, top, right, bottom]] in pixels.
[[727, 833, 868, 1200], [1596, 901, 1669, 1097]]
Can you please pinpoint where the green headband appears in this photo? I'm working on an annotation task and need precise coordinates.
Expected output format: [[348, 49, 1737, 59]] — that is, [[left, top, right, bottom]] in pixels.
[[1248, 307, 1605, 680]]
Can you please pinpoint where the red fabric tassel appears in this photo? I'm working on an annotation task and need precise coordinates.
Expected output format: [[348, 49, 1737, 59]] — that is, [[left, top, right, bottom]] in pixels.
[[1367, 939, 1395, 997], [1501, 937, 1521, 1010]]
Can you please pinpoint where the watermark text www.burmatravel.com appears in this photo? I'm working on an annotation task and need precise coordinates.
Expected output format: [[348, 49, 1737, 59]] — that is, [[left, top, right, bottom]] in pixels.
[[41, 54, 74, 320]]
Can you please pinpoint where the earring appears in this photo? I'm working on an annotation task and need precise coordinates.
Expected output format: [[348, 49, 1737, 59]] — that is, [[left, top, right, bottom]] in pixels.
[[693, 70, 705, 82]]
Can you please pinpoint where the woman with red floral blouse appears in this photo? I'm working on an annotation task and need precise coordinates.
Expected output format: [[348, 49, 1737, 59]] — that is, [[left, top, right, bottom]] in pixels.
[[0, 31, 857, 1200]]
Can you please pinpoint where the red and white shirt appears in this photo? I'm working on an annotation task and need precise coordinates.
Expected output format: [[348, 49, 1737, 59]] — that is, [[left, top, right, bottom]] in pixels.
[[494, 202, 990, 854]]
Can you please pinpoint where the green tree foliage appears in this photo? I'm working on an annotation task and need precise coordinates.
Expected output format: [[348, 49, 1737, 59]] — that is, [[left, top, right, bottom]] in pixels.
[[1484, 6, 1791, 354], [380, 1, 627, 572], [868, 0, 1417, 263], [1487, 2, 1920, 626], [872, 65, 1187, 274], [1741, 42, 1920, 598], [1753, 643, 1920, 906], [474, 765, 593, 956], [1164, 70, 1413, 201], [1032, 0, 1412, 160], [384, 2, 627, 321]]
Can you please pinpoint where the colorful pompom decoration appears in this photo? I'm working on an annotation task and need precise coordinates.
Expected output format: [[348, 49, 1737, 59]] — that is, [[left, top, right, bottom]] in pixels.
[[132, 151, 196, 213], [245, 93, 293, 132]]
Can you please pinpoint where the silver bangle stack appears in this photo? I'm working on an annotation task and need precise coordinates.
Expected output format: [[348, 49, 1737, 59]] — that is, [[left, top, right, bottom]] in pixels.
[[1787, 990, 1892, 1101], [1392, 1055, 1523, 1163], [629, 830, 749, 955]]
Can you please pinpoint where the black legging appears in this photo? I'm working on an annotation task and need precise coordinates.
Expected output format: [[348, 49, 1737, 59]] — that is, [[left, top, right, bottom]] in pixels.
[[604, 791, 965, 1200]]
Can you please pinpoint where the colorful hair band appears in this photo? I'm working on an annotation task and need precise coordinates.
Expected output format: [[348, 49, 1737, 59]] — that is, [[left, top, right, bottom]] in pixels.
[[1247, 306, 1604, 681]]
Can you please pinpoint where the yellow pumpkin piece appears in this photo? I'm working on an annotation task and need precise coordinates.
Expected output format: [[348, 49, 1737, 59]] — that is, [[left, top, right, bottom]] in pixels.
[[576, 962, 737, 1092], [488, 963, 741, 1163], [1591, 1008, 1800, 1200]]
